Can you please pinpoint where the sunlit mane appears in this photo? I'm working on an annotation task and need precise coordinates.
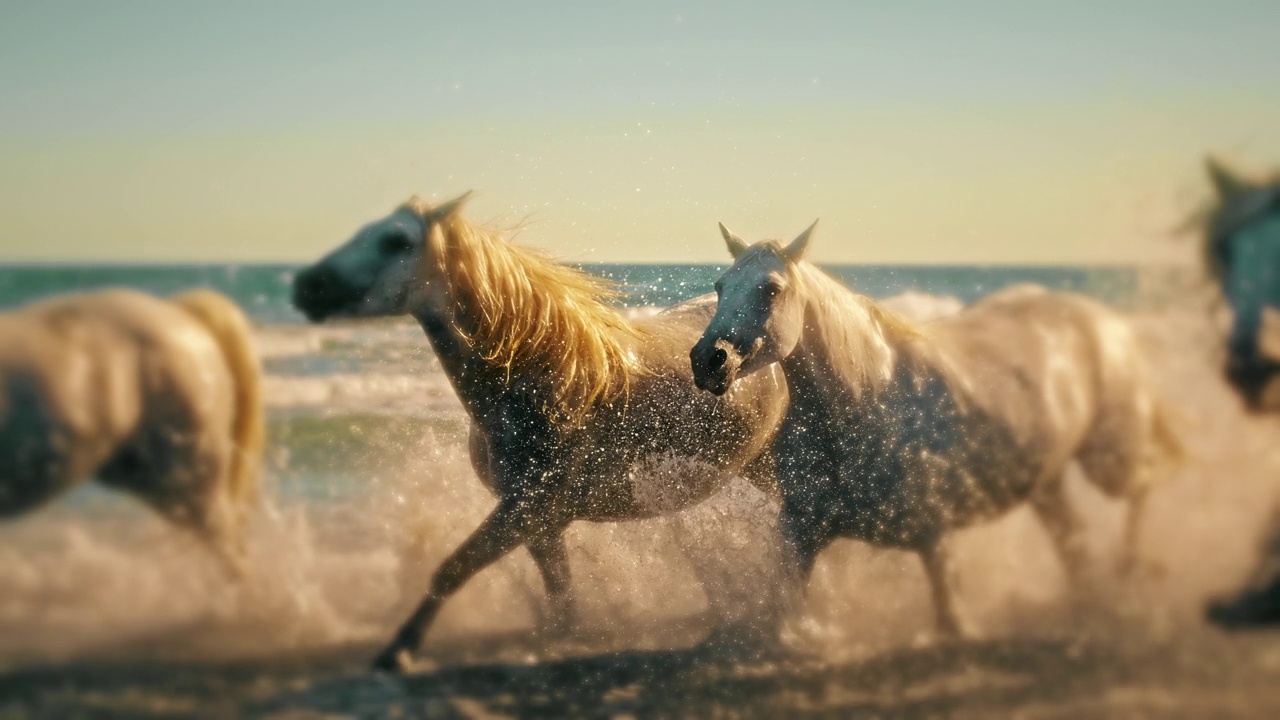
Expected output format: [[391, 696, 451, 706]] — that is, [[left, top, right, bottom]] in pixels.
[[405, 198, 647, 424], [789, 257, 921, 397]]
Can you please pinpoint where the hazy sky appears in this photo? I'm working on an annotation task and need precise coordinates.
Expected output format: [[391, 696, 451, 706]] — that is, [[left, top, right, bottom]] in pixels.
[[2, 1, 1278, 264]]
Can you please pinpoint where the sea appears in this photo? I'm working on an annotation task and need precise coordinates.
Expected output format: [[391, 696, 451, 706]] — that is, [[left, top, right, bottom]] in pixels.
[[2, 262, 1280, 714]]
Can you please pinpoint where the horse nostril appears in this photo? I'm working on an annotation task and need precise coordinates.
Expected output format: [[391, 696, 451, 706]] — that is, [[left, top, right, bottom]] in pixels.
[[709, 347, 728, 370]]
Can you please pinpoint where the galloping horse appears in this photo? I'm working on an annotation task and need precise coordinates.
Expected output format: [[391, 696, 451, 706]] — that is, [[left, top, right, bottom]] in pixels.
[[1195, 157, 1280, 628], [690, 222, 1180, 637], [292, 193, 788, 672], [0, 288, 264, 573]]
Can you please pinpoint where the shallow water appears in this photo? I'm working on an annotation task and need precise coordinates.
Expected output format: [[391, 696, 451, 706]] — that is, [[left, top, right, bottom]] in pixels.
[[2, 288, 1280, 716]]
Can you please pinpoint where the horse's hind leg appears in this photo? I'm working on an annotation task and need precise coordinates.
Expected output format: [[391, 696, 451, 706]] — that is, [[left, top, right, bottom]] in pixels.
[[527, 529, 574, 633], [1030, 472, 1090, 584], [99, 441, 247, 578], [919, 539, 972, 638]]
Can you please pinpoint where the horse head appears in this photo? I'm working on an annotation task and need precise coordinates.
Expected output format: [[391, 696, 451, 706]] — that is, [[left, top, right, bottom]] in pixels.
[[690, 220, 816, 395], [291, 192, 473, 322], [1203, 158, 1280, 411]]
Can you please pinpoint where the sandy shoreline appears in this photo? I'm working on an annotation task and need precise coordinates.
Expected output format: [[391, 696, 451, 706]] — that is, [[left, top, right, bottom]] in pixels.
[[3, 623, 1279, 718]]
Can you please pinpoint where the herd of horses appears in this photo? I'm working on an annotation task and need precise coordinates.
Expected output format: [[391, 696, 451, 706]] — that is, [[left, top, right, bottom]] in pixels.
[[1, 159, 1278, 672]]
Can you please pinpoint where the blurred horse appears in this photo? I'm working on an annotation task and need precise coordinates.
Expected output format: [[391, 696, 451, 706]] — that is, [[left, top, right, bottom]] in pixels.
[[292, 193, 788, 672], [690, 222, 1180, 637], [1196, 157, 1280, 628], [0, 288, 264, 574], [1198, 158, 1280, 410]]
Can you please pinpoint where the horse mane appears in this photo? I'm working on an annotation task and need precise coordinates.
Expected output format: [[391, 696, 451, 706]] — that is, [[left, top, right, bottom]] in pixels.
[[406, 198, 647, 424], [787, 254, 921, 398]]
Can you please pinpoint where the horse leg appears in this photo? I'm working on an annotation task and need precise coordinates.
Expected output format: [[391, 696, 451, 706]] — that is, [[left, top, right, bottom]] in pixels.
[[373, 496, 558, 673], [526, 528, 574, 634], [755, 505, 828, 641], [1117, 485, 1151, 579], [1029, 473, 1090, 584], [778, 508, 824, 598], [919, 539, 971, 639], [99, 442, 248, 579]]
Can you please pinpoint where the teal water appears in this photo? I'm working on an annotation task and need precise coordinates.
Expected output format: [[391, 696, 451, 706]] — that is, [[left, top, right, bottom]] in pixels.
[[0, 262, 1154, 323]]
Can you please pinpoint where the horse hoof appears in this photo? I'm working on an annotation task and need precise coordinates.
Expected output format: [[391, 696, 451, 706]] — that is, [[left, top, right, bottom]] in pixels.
[[371, 646, 414, 674]]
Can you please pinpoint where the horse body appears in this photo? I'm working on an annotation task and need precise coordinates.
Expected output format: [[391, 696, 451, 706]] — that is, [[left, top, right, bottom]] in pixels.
[[691, 226, 1178, 635], [455, 294, 783, 520], [0, 288, 263, 569], [291, 194, 787, 671]]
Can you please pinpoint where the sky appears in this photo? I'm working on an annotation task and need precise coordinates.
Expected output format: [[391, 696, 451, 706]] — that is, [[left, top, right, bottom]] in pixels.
[[1, 1, 1278, 265]]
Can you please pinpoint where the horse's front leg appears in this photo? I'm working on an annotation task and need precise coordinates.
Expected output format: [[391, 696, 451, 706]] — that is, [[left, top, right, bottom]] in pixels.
[[919, 538, 973, 639], [527, 530, 574, 634], [373, 495, 562, 673], [762, 505, 825, 636]]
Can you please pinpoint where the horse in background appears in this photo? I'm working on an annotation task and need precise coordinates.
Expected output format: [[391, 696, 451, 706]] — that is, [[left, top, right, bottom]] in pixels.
[[0, 288, 265, 575], [1199, 158, 1280, 410], [292, 193, 789, 672], [1196, 157, 1280, 628], [690, 222, 1180, 638]]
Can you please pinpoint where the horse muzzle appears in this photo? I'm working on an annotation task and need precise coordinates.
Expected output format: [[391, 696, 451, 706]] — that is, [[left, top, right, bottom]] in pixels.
[[690, 337, 745, 396], [292, 265, 359, 323]]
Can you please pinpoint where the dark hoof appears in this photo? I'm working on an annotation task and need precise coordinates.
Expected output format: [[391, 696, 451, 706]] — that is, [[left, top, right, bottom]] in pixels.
[[1205, 575, 1280, 630], [371, 646, 415, 674], [1206, 597, 1280, 630]]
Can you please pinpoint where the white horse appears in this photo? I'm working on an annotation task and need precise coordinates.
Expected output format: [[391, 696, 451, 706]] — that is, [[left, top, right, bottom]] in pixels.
[[0, 288, 264, 572], [292, 193, 789, 671], [690, 222, 1181, 636]]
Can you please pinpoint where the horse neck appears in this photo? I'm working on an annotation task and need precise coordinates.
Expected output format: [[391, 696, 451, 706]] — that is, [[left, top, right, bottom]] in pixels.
[[408, 220, 639, 432], [409, 307, 510, 426], [785, 264, 905, 405]]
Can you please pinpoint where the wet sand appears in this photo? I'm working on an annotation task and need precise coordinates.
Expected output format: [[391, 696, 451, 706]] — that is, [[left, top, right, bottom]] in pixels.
[[3, 622, 1279, 718]]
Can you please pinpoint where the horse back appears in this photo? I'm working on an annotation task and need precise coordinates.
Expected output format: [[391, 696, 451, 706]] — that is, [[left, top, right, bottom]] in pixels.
[[930, 287, 1161, 480], [0, 290, 233, 475]]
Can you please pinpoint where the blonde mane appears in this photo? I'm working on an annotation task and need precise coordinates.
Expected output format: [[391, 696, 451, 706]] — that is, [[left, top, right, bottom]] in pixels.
[[790, 258, 921, 397], [406, 199, 647, 424]]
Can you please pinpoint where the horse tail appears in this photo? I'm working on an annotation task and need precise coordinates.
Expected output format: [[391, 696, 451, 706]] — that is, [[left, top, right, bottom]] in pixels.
[[171, 289, 265, 530]]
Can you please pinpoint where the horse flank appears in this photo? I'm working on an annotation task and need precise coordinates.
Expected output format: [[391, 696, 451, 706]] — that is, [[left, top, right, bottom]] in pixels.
[[405, 199, 648, 423]]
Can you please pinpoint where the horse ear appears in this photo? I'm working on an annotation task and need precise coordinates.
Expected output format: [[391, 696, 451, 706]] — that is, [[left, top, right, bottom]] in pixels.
[[783, 219, 818, 262], [1207, 157, 1250, 198], [429, 190, 474, 221], [719, 222, 750, 259]]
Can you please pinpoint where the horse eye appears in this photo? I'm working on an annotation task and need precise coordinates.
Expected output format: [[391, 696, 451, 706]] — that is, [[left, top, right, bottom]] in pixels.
[[382, 235, 414, 255], [764, 282, 782, 298]]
